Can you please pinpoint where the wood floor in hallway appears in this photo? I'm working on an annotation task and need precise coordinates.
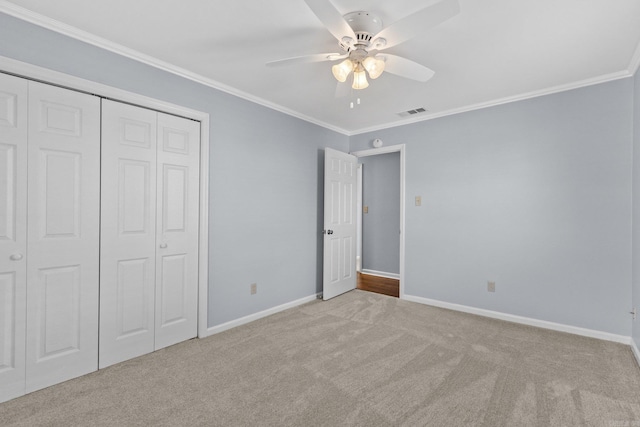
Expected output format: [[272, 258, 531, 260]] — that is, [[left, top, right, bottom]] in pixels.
[[357, 272, 399, 297]]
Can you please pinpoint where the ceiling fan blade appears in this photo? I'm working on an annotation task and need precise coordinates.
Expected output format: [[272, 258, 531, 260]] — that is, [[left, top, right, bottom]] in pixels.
[[380, 54, 435, 82], [303, 0, 357, 44], [372, 0, 460, 50], [266, 53, 345, 67]]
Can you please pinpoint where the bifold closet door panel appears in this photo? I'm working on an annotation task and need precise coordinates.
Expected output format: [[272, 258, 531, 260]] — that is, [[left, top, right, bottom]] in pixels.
[[0, 73, 28, 403], [25, 81, 100, 393], [99, 100, 157, 369], [155, 113, 200, 350]]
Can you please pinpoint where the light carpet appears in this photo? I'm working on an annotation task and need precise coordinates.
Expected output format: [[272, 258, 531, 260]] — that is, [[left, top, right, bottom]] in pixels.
[[1, 290, 639, 426]]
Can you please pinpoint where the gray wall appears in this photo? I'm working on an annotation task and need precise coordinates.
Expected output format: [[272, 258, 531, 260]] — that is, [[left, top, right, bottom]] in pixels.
[[360, 153, 400, 274], [0, 13, 349, 328], [633, 68, 640, 346], [351, 79, 634, 336]]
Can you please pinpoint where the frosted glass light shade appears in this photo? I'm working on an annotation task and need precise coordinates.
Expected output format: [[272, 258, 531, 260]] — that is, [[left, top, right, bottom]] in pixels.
[[352, 69, 369, 89], [363, 56, 385, 79], [332, 59, 354, 83]]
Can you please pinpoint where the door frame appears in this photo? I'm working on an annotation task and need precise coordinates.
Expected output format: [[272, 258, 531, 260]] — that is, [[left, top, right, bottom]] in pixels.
[[0, 55, 211, 338], [351, 144, 406, 298]]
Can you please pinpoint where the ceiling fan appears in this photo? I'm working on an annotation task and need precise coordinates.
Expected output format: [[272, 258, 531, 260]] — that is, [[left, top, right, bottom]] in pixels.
[[267, 0, 460, 90]]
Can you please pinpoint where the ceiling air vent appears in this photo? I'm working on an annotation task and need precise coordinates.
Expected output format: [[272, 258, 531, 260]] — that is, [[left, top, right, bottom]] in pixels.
[[397, 107, 427, 117]]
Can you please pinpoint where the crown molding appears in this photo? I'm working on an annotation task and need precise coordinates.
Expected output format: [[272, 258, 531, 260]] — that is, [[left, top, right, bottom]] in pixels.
[[350, 70, 631, 135], [0, 1, 350, 136]]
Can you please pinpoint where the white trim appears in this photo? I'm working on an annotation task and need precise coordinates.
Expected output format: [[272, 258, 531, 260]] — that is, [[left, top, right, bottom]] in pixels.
[[351, 145, 406, 157], [351, 70, 631, 136], [399, 146, 406, 299], [0, 55, 212, 340], [204, 294, 320, 337], [632, 339, 640, 368], [403, 294, 632, 345], [351, 144, 406, 298], [356, 164, 363, 272], [629, 37, 640, 76], [197, 115, 210, 338], [361, 269, 400, 280], [0, 56, 204, 120], [0, 1, 350, 136]]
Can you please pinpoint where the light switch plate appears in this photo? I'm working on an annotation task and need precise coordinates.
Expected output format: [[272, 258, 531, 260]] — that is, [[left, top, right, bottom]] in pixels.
[[363, 206, 369, 213], [415, 196, 421, 206]]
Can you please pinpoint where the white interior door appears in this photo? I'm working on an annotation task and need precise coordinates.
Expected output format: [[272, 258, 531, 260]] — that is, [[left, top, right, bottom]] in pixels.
[[25, 81, 100, 392], [0, 73, 27, 403], [323, 148, 357, 300], [154, 112, 200, 350], [99, 100, 157, 368]]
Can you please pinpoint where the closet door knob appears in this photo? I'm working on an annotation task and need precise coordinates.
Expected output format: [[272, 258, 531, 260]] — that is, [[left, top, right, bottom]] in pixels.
[[10, 253, 24, 261], [159, 243, 168, 249]]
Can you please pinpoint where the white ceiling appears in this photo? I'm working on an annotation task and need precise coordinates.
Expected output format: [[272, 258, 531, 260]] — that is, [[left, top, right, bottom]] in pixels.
[[2, 0, 640, 134]]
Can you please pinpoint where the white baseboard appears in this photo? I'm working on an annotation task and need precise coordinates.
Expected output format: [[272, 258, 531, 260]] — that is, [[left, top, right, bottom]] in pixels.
[[204, 293, 320, 337], [632, 339, 640, 368], [403, 294, 631, 345], [201, 291, 638, 366], [361, 269, 400, 280]]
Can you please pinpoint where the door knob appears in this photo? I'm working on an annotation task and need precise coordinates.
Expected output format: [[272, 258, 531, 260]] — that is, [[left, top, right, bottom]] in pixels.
[[327, 230, 334, 235], [159, 243, 168, 249], [10, 253, 24, 261]]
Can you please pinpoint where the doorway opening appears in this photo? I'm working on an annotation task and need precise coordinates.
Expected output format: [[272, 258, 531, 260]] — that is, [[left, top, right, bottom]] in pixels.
[[352, 144, 405, 298]]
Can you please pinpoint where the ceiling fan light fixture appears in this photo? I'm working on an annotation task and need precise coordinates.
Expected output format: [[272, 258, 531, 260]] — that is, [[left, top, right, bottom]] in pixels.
[[332, 59, 354, 83], [352, 68, 369, 90], [362, 56, 385, 79]]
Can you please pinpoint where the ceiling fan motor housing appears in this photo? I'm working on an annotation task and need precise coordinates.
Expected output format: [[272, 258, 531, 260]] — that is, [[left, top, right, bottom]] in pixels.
[[340, 11, 384, 51]]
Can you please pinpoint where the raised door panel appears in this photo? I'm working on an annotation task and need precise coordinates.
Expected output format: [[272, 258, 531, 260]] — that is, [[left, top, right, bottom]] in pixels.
[[328, 237, 340, 283], [0, 144, 16, 241], [25, 81, 100, 393], [0, 273, 18, 367], [341, 177, 354, 282], [35, 266, 81, 360], [116, 258, 151, 338], [155, 113, 199, 350], [99, 100, 157, 369], [0, 73, 27, 403], [38, 150, 81, 238], [159, 254, 186, 326]]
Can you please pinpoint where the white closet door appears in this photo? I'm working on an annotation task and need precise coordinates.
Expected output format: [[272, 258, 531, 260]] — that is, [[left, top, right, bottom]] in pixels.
[[25, 81, 100, 392], [99, 100, 157, 368], [155, 113, 200, 350], [0, 73, 28, 403]]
